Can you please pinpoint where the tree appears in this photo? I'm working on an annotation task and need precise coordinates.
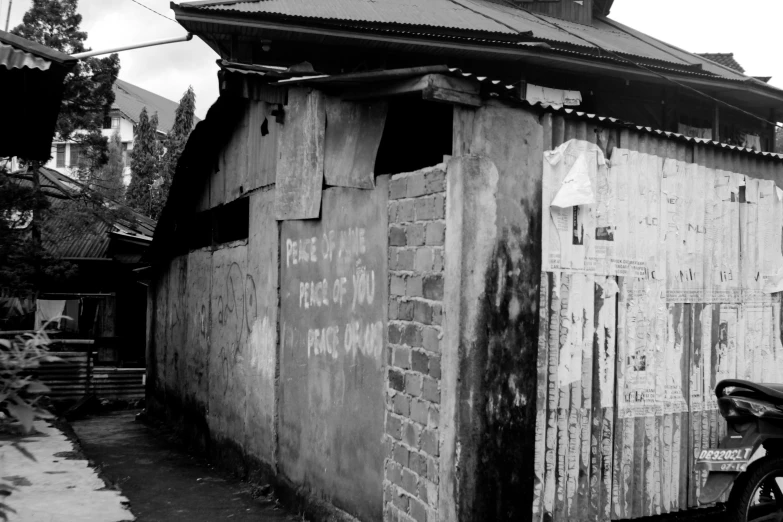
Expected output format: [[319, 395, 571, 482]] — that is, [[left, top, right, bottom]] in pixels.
[[126, 108, 163, 216], [150, 86, 196, 220], [92, 131, 125, 202], [12, 0, 120, 182]]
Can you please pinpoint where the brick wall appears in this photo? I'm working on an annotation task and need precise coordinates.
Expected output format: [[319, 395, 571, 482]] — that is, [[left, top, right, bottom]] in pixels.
[[384, 165, 446, 522]]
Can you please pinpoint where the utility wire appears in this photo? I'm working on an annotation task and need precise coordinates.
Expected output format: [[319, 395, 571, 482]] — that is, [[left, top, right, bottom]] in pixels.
[[454, 0, 783, 130], [127, 0, 178, 24]]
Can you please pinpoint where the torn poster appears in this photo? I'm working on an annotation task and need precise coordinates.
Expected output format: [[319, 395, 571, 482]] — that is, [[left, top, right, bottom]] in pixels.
[[617, 278, 667, 418], [542, 139, 606, 273]]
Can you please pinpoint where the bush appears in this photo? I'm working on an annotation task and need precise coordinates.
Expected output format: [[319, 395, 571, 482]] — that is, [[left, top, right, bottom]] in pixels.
[[0, 323, 60, 434]]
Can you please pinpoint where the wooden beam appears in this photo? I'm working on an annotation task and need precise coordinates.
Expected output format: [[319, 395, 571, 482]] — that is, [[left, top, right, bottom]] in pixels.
[[340, 73, 481, 107], [712, 103, 720, 143]]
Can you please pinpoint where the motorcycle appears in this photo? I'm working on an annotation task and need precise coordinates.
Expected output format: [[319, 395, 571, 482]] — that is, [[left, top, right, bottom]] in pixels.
[[698, 379, 783, 521]]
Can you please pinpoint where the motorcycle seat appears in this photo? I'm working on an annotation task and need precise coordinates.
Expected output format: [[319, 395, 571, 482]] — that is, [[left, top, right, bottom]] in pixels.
[[716, 379, 783, 402]]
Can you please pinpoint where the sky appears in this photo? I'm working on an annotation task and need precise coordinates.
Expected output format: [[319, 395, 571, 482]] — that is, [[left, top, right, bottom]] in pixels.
[[1, 0, 781, 120]]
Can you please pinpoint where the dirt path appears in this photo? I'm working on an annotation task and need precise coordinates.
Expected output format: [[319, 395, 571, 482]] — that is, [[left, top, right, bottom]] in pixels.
[[72, 411, 302, 522]]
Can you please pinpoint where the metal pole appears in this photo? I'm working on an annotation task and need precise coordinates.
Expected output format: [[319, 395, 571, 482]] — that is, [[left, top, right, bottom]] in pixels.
[[5, 0, 12, 32], [71, 33, 192, 59]]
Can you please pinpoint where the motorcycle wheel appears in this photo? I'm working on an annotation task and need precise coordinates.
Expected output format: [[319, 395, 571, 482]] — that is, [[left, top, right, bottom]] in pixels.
[[726, 456, 783, 522]]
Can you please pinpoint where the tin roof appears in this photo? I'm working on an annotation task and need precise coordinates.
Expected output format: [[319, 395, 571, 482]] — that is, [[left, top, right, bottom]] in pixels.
[[11, 167, 155, 260], [178, 0, 768, 85]]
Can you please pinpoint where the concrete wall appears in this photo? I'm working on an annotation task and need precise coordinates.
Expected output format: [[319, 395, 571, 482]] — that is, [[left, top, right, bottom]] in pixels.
[[149, 188, 279, 468]]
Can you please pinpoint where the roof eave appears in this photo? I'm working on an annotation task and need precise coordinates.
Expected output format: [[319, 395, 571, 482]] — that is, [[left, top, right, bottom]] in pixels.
[[173, 7, 783, 111]]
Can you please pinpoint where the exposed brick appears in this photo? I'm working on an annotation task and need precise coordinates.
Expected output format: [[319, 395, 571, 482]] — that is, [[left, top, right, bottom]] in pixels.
[[393, 392, 411, 416], [396, 249, 415, 271], [397, 299, 414, 321], [422, 327, 440, 354], [415, 194, 445, 221], [411, 350, 429, 374], [388, 324, 403, 344], [392, 489, 409, 511], [393, 346, 411, 369], [406, 173, 427, 198], [428, 354, 441, 379], [408, 451, 426, 475], [405, 373, 422, 397], [413, 301, 432, 324], [402, 468, 419, 496], [388, 201, 399, 223], [396, 200, 415, 223], [388, 369, 405, 392], [433, 249, 444, 272], [423, 275, 443, 300], [386, 346, 393, 366], [426, 457, 439, 483], [402, 324, 423, 347], [405, 223, 426, 247], [410, 398, 429, 425], [390, 275, 406, 296], [389, 298, 399, 320], [390, 226, 406, 246], [414, 247, 433, 273], [383, 435, 394, 457], [424, 479, 439, 507], [431, 304, 442, 325], [422, 376, 440, 404], [425, 222, 445, 246], [390, 178, 408, 199], [428, 406, 440, 429], [406, 276, 423, 298], [418, 481, 428, 504], [403, 420, 421, 447], [420, 428, 439, 456], [410, 497, 427, 522], [393, 441, 409, 466], [387, 460, 403, 485], [425, 170, 446, 194]]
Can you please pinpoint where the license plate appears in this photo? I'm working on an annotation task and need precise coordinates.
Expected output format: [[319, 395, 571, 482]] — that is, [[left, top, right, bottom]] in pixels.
[[695, 447, 754, 472]]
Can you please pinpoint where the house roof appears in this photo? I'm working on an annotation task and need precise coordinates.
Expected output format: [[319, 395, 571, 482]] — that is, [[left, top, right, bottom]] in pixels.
[[175, 0, 770, 86], [0, 29, 77, 69], [697, 53, 745, 74], [112, 79, 185, 135], [12, 167, 155, 260]]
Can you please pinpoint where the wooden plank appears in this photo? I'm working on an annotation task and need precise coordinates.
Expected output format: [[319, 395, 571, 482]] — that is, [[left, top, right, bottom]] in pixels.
[[452, 106, 476, 157], [210, 156, 225, 208], [342, 74, 480, 107], [246, 100, 277, 189], [532, 272, 551, 522], [275, 87, 325, 220], [224, 100, 250, 202], [324, 97, 388, 189]]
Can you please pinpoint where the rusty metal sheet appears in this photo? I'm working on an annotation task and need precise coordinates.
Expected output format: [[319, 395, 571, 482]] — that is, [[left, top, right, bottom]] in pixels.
[[275, 87, 325, 220], [278, 177, 388, 522], [324, 97, 387, 189]]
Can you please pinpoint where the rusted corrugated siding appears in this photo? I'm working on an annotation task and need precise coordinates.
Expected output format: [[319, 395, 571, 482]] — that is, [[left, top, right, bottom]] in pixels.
[[35, 352, 145, 402], [533, 113, 783, 521]]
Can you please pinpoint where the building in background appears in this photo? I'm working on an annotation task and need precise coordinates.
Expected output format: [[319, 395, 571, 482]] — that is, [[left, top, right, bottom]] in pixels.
[[45, 79, 183, 183]]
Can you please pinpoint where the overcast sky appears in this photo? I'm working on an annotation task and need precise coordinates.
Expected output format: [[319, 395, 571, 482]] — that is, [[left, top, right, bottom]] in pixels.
[[1, 0, 781, 120]]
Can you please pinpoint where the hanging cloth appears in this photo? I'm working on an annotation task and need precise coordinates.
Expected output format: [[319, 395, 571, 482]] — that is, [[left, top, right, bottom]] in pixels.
[[34, 299, 66, 330]]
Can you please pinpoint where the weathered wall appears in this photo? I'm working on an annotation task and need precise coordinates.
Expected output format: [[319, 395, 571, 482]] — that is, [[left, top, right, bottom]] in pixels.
[[149, 188, 279, 467], [279, 179, 389, 522], [383, 165, 446, 522], [440, 101, 545, 522]]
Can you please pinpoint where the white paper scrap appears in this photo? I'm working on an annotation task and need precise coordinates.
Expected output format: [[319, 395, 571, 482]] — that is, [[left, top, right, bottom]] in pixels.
[[550, 153, 595, 208]]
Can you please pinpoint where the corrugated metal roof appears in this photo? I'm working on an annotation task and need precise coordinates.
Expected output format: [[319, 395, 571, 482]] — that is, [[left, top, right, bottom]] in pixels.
[[181, 0, 765, 84], [0, 29, 76, 66], [11, 167, 156, 260]]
